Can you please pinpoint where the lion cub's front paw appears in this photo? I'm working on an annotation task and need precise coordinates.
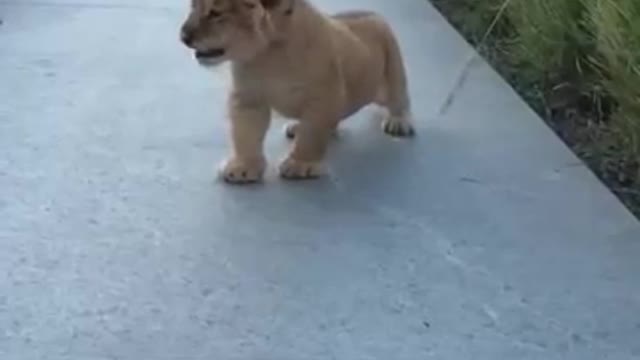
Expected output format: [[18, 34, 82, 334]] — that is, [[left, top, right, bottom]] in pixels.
[[219, 157, 266, 184], [278, 157, 325, 180], [382, 115, 415, 137]]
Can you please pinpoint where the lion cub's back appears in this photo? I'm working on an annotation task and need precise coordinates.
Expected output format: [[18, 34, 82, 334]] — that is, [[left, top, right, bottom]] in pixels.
[[331, 10, 393, 37], [331, 10, 378, 20]]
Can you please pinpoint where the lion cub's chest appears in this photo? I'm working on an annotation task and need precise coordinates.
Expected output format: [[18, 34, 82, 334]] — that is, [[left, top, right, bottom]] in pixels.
[[237, 58, 315, 119], [261, 75, 308, 119]]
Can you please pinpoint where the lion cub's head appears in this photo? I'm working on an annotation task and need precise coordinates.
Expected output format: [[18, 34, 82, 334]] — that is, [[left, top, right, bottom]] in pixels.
[[180, 0, 286, 66]]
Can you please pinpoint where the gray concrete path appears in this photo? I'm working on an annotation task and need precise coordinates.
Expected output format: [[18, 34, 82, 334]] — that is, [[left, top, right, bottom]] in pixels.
[[1, 0, 640, 359]]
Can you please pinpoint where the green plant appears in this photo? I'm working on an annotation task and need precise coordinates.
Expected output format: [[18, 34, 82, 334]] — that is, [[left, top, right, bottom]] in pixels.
[[431, 0, 640, 216], [588, 0, 640, 160]]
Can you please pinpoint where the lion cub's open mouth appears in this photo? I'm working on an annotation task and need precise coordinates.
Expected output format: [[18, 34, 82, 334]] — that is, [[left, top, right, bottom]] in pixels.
[[195, 48, 226, 59]]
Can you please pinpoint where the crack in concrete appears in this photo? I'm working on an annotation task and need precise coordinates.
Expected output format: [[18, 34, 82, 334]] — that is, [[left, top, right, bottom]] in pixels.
[[436, 0, 513, 118], [436, 51, 481, 117]]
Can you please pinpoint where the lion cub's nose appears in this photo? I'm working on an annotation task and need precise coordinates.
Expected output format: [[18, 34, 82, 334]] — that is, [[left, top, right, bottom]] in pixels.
[[180, 27, 195, 47]]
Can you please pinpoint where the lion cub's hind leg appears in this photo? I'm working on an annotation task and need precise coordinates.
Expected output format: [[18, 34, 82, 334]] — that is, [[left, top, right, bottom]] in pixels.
[[376, 27, 415, 138]]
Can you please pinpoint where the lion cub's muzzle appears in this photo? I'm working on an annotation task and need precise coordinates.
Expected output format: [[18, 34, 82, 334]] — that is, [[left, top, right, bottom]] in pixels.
[[180, 27, 226, 62]]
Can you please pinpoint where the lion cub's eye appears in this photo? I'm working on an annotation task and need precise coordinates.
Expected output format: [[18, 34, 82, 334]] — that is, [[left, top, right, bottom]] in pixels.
[[207, 9, 222, 19]]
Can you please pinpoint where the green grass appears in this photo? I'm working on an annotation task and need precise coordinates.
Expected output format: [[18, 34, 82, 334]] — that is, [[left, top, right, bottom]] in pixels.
[[431, 0, 640, 216]]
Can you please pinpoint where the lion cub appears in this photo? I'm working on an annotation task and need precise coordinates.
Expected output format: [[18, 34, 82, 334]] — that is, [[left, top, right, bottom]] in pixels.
[[181, 0, 414, 183]]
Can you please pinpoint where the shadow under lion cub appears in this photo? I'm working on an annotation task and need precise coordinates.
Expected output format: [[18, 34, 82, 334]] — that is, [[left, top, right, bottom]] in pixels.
[[181, 0, 415, 184]]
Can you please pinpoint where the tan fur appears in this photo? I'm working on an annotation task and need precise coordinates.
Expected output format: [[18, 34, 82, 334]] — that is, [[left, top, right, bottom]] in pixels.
[[181, 0, 414, 183]]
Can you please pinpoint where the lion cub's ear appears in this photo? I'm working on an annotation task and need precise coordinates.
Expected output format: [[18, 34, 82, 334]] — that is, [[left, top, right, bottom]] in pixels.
[[260, 0, 281, 9]]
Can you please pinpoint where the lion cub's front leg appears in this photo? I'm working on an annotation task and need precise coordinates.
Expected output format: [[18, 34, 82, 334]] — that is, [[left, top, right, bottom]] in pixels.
[[220, 92, 270, 184], [279, 110, 337, 180]]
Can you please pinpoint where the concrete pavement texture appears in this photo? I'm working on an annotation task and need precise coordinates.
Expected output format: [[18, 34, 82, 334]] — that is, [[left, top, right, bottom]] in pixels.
[[1, 0, 640, 359]]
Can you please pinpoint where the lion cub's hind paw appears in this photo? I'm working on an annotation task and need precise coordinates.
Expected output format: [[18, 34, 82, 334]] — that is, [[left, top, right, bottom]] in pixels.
[[284, 122, 338, 140], [382, 115, 415, 137], [284, 122, 298, 140]]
